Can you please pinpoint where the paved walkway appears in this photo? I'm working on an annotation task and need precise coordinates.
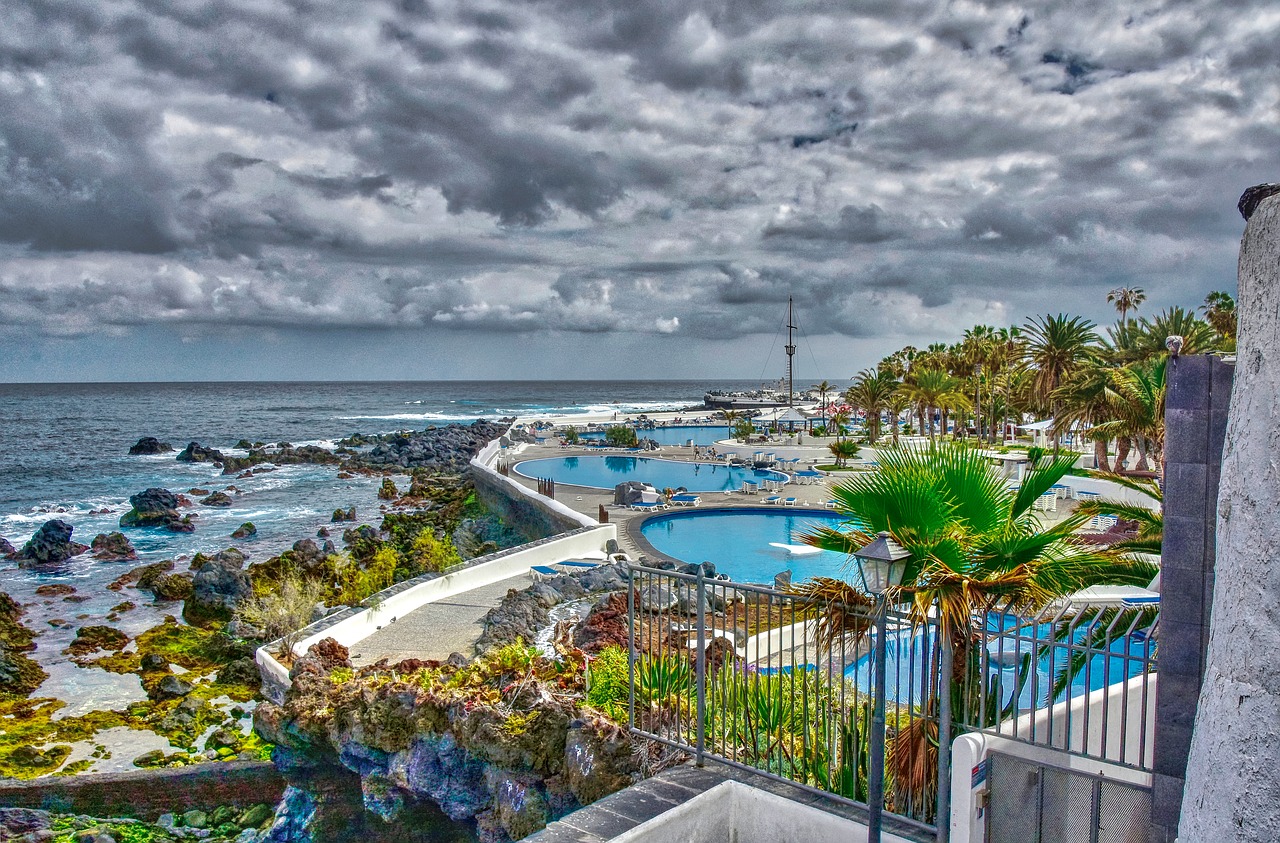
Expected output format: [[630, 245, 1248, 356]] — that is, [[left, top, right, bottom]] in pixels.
[[349, 573, 531, 666]]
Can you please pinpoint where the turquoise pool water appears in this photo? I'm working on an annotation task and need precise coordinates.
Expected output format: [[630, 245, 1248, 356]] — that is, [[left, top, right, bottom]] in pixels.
[[514, 456, 786, 493], [640, 509, 853, 582], [579, 425, 728, 446]]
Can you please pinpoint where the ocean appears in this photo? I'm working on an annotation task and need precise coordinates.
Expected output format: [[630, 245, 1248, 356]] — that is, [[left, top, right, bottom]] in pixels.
[[0, 380, 753, 715]]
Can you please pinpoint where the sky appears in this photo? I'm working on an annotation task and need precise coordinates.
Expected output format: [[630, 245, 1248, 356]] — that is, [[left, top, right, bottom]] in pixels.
[[0, 0, 1275, 383]]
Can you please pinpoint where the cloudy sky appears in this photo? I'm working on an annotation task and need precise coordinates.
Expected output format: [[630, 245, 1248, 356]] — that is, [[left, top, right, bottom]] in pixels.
[[0, 0, 1274, 382]]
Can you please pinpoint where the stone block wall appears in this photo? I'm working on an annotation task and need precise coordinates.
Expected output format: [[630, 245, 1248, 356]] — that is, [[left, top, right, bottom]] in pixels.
[[1149, 354, 1234, 842]]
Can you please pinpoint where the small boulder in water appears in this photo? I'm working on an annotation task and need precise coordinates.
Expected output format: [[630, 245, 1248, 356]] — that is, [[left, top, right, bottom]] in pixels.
[[91, 531, 137, 561], [200, 491, 234, 507], [231, 522, 257, 539], [176, 442, 225, 463], [129, 437, 173, 455], [0, 538, 16, 559], [120, 488, 181, 528], [18, 520, 88, 567]]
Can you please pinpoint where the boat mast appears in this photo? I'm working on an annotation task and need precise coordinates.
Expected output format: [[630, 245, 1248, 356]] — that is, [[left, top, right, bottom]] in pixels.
[[785, 296, 796, 407]]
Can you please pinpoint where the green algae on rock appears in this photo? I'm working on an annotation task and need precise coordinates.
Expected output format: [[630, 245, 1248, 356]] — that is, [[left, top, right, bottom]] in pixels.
[[0, 590, 47, 698]]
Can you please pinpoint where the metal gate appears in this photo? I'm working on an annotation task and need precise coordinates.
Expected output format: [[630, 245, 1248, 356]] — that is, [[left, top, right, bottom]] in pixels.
[[986, 752, 1151, 843]]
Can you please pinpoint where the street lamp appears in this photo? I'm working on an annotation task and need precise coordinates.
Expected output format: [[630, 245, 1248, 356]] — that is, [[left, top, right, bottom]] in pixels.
[[974, 363, 983, 444], [853, 531, 911, 843]]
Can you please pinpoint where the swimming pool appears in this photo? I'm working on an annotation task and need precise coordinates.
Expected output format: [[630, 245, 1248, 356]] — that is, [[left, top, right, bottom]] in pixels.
[[639, 508, 854, 582], [514, 456, 787, 493], [578, 425, 728, 447]]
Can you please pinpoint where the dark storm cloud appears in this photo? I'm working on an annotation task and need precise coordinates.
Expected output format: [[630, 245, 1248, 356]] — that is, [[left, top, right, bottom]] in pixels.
[[0, 0, 1273, 372]]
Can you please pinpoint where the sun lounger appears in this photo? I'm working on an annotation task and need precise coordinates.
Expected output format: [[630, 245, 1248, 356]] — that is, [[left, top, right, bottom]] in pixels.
[[670, 494, 701, 506], [531, 565, 560, 581], [762, 495, 782, 505], [630, 501, 663, 511], [824, 499, 839, 509], [782, 497, 797, 506], [555, 560, 601, 570]]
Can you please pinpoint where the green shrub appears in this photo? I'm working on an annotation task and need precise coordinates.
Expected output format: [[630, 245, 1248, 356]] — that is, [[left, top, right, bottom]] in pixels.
[[563, 426, 580, 444], [604, 426, 638, 447], [586, 645, 629, 720]]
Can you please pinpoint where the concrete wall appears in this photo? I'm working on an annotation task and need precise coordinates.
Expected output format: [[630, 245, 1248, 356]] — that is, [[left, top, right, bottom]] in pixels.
[[949, 674, 1155, 843], [472, 439, 599, 537], [0, 761, 283, 820], [1149, 354, 1233, 842]]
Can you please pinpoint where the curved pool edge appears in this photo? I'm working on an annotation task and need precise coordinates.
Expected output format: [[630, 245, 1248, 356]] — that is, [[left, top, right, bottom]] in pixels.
[[626, 505, 841, 582], [511, 453, 789, 492]]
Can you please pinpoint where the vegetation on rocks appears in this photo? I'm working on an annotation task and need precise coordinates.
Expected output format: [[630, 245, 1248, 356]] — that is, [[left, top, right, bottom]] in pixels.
[[256, 636, 646, 842]]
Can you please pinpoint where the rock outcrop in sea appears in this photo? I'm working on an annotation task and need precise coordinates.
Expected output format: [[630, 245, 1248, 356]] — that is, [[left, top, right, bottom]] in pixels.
[[129, 436, 174, 455], [17, 519, 88, 566], [177, 442, 226, 463], [185, 549, 254, 627], [91, 531, 137, 561], [120, 488, 196, 533]]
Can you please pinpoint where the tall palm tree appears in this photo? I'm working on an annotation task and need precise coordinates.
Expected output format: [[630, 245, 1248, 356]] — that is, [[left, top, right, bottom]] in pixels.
[[1023, 314, 1100, 448], [885, 393, 911, 446], [722, 409, 740, 442], [1107, 287, 1146, 325], [1201, 291, 1238, 341], [900, 369, 970, 441], [846, 369, 899, 444], [812, 380, 833, 428], [1051, 362, 1115, 472]]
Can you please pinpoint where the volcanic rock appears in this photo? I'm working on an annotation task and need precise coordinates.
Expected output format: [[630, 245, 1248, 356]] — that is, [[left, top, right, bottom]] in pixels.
[[200, 491, 234, 507], [0, 538, 16, 559], [184, 550, 253, 626], [91, 531, 137, 561], [66, 625, 130, 656], [17, 520, 89, 566], [231, 522, 257, 539], [128, 437, 173, 455], [119, 488, 181, 528], [177, 442, 225, 463], [151, 572, 194, 602], [155, 674, 194, 699], [573, 593, 628, 654]]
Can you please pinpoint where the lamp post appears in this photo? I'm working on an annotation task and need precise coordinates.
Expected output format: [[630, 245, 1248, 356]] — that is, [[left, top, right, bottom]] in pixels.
[[974, 363, 983, 444], [853, 531, 911, 843]]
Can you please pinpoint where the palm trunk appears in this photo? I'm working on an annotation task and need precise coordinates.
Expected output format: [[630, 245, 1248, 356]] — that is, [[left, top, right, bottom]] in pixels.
[[1179, 187, 1280, 840], [1113, 436, 1132, 473], [1093, 438, 1109, 471], [1134, 437, 1151, 472]]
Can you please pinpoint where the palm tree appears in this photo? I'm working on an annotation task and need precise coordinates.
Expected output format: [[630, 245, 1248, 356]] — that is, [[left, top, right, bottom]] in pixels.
[[812, 380, 833, 429], [900, 369, 970, 441], [885, 393, 911, 446], [1051, 362, 1115, 472], [1023, 314, 1100, 448], [1089, 358, 1167, 477], [722, 409, 740, 442], [1201, 291, 1238, 341], [827, 439, 860, 467], [1129, 307, 1218, 361], [1107, 287, 1146, 325], [795, 444, 1156, 816], [846, 369, 899, 444]]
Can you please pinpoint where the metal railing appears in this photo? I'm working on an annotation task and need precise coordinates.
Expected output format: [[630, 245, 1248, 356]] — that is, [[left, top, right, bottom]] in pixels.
[[625, 563, 1161, 838], [956, 603, 1158, 772], [626, 563, 942, 834]]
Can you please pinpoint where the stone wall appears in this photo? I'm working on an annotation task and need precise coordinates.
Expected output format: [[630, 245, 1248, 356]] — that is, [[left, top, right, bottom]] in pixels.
[[471, 465, 586, 539], [1150, 353, 1234, 842], [0, 760, 284, 821]]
